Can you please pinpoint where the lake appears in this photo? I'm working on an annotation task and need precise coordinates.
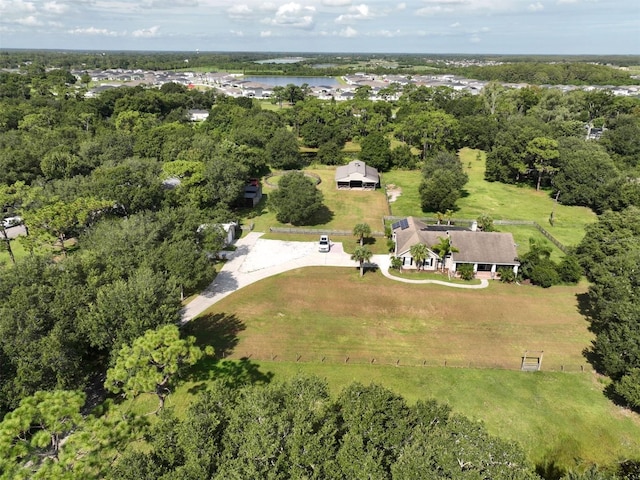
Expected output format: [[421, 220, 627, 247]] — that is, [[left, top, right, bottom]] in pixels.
[[242, 76, 341, 87]]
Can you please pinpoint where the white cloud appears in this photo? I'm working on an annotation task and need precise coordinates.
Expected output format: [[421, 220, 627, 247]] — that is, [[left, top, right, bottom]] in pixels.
[[230, 29, 244, 36], [417, 0, 516, 16], [132, 25, 160, 37], [227, 4, 251, 17], [16, 15, 42, 25], [450, 21, 461, 27], [322, 0, 351, 5], [373, 29, 400, 37], [144, 0, 198, 7], [396, 2, 406, 10], [265, 2, 315, 29], [528, 2, 544, 10], [260, 30, 272, 37], [335, 4, 373, 23], [339, 25, 357, 37], [0, 0, 36, 14], [416, 6, 452, 15], [470, 34, 481, 42], [67, 26, 119, 36], [43, 1, 68, 14]]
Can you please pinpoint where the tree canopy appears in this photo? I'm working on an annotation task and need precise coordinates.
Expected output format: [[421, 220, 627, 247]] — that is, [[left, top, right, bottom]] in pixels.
[[268, 171, 324, 225]]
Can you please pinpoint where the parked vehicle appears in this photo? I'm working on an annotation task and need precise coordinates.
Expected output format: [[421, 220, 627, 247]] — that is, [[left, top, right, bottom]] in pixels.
[[1, 216, 21, 229], [318, 235, 330, 252]]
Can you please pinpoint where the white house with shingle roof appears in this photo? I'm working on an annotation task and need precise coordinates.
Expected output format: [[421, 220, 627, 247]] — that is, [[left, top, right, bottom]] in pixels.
[[335, 160, 380, 189], [393, 216, 519, 278]]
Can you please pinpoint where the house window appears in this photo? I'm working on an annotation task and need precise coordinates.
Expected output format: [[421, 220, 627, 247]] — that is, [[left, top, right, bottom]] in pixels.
[[477, 264, 492, 272]]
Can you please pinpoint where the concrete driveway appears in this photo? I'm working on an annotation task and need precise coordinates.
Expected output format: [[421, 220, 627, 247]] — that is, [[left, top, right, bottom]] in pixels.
[[180, 233, 355, 323], [180, 232, 488, 323]]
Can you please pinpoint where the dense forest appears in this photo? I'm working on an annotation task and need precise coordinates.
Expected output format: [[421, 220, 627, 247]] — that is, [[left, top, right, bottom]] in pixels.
[[0, 51, 639, 477]]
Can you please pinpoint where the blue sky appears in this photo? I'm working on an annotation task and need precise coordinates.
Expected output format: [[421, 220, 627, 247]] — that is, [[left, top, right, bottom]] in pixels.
[[0, 0, 638, 54]]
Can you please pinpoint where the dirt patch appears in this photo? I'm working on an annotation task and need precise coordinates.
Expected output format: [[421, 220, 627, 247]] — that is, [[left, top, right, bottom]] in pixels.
[[386, 184, 402, 203]]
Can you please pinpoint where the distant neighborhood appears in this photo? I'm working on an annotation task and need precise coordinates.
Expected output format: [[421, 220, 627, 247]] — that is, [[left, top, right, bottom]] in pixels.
[[75, 68, 640, 101]]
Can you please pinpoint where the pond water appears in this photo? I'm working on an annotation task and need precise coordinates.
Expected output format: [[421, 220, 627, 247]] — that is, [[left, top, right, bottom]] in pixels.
[[242, 76, 340, 87]]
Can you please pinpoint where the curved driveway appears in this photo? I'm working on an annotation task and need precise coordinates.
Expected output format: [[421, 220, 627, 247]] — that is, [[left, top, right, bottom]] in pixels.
[[180, 232, 488, 323]]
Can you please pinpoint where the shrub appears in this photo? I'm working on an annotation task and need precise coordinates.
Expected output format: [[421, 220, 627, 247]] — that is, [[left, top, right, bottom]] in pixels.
[[529, 261, 560, 288], [457, 263, 475, 281], [556, 255, 582, 283], [498, 266, 517, 283], [614, 369, 640, 410], [390, 256, 403, 271]]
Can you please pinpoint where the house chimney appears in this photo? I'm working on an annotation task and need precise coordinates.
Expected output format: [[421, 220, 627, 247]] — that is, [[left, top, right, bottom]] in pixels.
[[471, 221, 478, 232]]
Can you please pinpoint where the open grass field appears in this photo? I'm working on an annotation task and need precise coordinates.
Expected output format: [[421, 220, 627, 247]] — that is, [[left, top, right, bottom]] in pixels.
[[189, 267, 592, 374], [244, 167, 390, 234], [123, 359, 640, 469], [383, 148, 597, 248], [245, 362, 640, 468]]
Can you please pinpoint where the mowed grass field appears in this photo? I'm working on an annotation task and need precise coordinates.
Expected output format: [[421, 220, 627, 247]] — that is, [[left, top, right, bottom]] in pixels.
[[246, 167, 390, 233], [383, 148, 597, 248], [189, 267, 592, 373]]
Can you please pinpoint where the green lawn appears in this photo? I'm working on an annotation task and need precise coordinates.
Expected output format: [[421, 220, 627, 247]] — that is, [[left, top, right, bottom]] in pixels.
[[0, 237, 31, 267], [243, 167, 390, 233], [189, 267, 593, 371], [245, 362, 640, 469], [383, 148, 597, 248], [122, 359, 640, 471]]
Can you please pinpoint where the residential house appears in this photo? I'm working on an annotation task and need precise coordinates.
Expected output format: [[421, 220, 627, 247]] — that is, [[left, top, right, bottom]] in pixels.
[[188, 109, 210, 122], [392, 216, 520, 278]]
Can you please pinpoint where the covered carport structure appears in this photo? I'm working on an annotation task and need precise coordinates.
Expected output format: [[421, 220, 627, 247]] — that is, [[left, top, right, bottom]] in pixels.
[[335, 160, 380, 189]]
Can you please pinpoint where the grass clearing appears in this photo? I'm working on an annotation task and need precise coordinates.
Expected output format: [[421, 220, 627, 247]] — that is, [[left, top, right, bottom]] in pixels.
[[0, 238, 28, 267], [122, 359, 640, 469], [243, 362, 640, 468], [190, 267, 592, 373], [383, 148, 597, 248], [243, 167, 389, 233]]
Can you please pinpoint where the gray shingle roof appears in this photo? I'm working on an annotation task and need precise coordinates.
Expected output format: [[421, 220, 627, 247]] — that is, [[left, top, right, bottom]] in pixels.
[[335, 160, 379, 183], [394, 216, 519, 266]]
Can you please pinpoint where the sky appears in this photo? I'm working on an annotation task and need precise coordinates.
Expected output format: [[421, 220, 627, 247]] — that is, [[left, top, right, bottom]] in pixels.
[[0, 0, 638, 55]]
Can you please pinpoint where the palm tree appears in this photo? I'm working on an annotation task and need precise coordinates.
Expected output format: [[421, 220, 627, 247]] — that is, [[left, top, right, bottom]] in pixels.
[[351, 246, 373, 277], [353, 223, 372, 246], [432, 236, 459, 272], [409, 243, 429, 271], [444, 209, 454, 226]]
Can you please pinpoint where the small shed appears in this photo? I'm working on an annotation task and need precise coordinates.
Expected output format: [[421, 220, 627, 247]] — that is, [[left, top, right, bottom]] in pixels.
[[335, 160, 380, 189], [243, 179, 262, 207]]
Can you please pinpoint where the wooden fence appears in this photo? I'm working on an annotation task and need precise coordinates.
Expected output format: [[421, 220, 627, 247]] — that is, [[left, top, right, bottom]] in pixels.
[[269, 227, 385, 237], [220, 350, 590, 374]]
